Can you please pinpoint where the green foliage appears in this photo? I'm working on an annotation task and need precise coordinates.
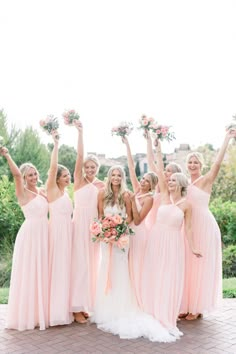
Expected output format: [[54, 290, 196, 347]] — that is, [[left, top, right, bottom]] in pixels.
[[222, 245, 236, 278], [58, 144, 77, 182], [97, 164, 110, 182], [210, 198, 236, 245], [0, 288, 9, 304], [222, 278, 236, 298], [135, 160, 141, 177], [13, 127, 50, 183]]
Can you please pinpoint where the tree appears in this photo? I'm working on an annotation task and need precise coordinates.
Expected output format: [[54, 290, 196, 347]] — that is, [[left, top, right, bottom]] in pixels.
[[13, 127, 50, 183], [58, 144, 77, 182], [135, 160, 141, 178]]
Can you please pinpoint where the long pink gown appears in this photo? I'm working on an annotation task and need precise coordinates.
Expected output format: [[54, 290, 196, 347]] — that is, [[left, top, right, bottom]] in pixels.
[[145, 192, 161, 231], [70, 183, 101, 313], [142, 199, 185, 337], [180, 179, 222, 315], [129, 197, 149, 308], [6, 193, 49, 331], [49, 193, 73, 326]]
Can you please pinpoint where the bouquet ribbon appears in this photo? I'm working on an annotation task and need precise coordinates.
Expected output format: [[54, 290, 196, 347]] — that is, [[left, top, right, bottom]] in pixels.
[[105, 243, 113, 294]]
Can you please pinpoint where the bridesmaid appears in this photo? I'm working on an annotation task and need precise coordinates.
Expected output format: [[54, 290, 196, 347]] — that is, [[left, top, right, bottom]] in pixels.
[[121, 136, 158, 307], [145, 132, 182, 231], [0, 147, 49, 331], [46, 132, 73, 326], [142, 140, 202, 336], [180, 128, 236, 320], [70, 121, 104, 323]]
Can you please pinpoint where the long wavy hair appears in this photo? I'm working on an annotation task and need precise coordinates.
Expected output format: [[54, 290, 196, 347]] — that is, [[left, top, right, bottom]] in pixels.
[[19, 163, 41, 185], [104, 165, 127, 208], [171, 172, 189, 196]]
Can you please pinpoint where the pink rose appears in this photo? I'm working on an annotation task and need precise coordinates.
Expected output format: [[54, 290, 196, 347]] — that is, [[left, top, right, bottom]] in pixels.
[[39, 120, 46, 127], [111, 229, 118, 236], [104, 231, 112, 237], [142, 117, 149, 126], [90, 222, 102, 236], [156, 129, 161, 134], [112, 214, 123, 225]]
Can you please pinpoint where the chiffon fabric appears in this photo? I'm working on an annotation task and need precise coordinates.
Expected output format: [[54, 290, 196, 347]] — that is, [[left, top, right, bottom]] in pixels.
[[70, 183, 100, 312], [142, 200, 185, 337], [180, 179, 222, 315], [129, 197, 149, 308], [48, 193, 73, 326], [6, 193, 49, 331], [145, 192, 161, 231], [92, 204, 177, 343]]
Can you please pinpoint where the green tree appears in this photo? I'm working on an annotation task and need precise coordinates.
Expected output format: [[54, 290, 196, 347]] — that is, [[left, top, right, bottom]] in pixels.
[[58, 144, 77, 182], [135, 160, 141, 178], [13, 127, 50, 183]]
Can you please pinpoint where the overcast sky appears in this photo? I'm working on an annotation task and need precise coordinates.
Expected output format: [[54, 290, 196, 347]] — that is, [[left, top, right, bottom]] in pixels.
[[0, 0, 236, 157]]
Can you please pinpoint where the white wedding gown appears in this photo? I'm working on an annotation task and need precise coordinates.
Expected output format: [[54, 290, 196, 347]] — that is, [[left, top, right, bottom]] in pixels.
[[91, 204, 180, 342]]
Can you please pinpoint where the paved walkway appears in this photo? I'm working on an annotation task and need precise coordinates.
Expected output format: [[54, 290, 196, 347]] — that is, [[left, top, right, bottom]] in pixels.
[[0, 300, 236, 354]]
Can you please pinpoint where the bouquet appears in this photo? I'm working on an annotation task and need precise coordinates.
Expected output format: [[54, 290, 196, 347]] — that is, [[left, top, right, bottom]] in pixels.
[[226, 114, 236, 131], [111, 121, 133, 137], [62, 109, 80, 125], [90, 214, 135, 252], [138, 115, 156, 132], [151, 124, 176, 142], [39, 115, 59, 139], [0, 136, 4, 149]]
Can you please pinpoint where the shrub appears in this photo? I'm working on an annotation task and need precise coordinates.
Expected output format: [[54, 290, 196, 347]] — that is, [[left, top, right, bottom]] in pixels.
[[222, 245, 236, 278], [210, 198, 236, 245]]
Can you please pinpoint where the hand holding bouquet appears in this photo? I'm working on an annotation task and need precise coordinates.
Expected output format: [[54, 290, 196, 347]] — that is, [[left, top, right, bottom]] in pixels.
[[111, 122, 133, 137], [151, 124, 176, 143], [62, 109, 80, 126], [138, 115, 156, 132], [90, 213, 135, 252], [39, 115, 59, 139]]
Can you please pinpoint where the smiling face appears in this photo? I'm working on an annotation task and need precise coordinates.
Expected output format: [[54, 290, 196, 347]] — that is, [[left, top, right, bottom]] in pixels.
[[110, 169, 122, 187], [187, 155, 202, 177], [24, 167, 39, 188], [57, 168, 71, 188], [84, 160, 98, 179], [140, 174, 151, 192], [164, 164, 174, 182], [168, 174, 179, 193]]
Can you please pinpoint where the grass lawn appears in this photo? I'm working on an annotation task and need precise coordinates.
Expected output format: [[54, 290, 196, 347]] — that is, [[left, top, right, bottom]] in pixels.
[[0, 278, 236, 304]]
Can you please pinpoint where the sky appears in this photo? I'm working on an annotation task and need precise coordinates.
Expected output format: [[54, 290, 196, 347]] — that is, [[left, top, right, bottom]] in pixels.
[[0, 0, 236, 157]]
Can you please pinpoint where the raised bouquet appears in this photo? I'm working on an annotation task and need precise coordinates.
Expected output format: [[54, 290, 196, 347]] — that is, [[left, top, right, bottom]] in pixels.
[[90, 213, 135, 251], [62, 109, 80, 126], [150, 124, 176, 142], [39, 115, 59, 139], [138, 115, 155, 132], [111, 121, 133, 137], [226, 114, 236, 131]]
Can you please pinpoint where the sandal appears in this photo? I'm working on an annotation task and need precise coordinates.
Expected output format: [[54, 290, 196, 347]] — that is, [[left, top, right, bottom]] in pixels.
[[74, 312, 87, 324], [178, 313, 189, 319], [185, 313, 203, 321]]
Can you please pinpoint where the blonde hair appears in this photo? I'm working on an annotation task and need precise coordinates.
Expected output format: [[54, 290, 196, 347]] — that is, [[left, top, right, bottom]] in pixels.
[[172, 172, 189, 196], [186, 152, 204, 170], [84, 155, 100, 171], [56, 164, 70, 181], [19, 163, 40, 184], [144, 172, 158, 191], [104, 165, 127, 208], [166, 162, 182, 173]]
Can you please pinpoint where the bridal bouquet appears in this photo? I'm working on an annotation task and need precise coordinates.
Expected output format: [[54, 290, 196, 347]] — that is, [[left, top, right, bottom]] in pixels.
[[90, 214, 135, 251], [151, 124, 176, 142], [62, 109, 80, 126], [39, 115, 59, 139], [111, 122, 133, 137], [138, 115, 156, 132]]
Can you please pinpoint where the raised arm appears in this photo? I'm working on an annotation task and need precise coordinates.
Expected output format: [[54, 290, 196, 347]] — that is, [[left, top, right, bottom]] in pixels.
[[204, 129, 236, 185], [152, 140, 167, 194], [146, 131, 157, 173], [122, 136, 139, 192], [46, 132, 59, 189], [74, 121, 84, 189], [0, 147, 24, 201]]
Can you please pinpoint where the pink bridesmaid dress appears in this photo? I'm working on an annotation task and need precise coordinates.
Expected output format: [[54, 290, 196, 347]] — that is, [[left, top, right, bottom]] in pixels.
[[6, 192, 49, 331], [142, 199, 185, 337], [145, 192, 161, 231], [180, 178, 222, 315], [70, 182, 100, 313], [129, 196, 149, 308], [48, 193, 73, 326]]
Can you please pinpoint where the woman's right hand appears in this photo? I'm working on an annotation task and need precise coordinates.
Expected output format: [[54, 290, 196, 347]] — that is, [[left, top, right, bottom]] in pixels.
[[74, 120, 83, 131], [0, 147, 9, 157]]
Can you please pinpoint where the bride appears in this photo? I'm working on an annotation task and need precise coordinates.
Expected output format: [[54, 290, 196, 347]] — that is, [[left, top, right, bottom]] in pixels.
[[91, 165, 179, 342]]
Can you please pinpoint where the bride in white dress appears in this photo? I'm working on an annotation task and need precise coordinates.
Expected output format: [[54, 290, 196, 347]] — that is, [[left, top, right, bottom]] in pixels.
[[91, 165, 179, 342]]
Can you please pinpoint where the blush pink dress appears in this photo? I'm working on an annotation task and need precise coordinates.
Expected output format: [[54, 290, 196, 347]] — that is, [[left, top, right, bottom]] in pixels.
[[180, 178, 222, 315], [142, 199, 185, 337], [48, 193, 73, 326], [70, 182, 101, 313], [6, 192, 49, 331], [129, 196, 149, 308], [145, 192, 161, 231]]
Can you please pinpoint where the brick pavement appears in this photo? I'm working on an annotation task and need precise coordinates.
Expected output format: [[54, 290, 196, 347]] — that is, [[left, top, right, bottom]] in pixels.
[[0, 299, 236, 354]]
